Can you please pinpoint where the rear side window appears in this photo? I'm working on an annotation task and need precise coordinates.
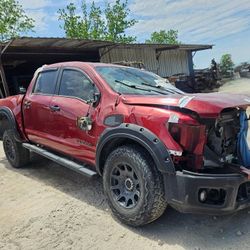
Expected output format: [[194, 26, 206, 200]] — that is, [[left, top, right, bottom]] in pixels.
[[33, 70, 57, 95]]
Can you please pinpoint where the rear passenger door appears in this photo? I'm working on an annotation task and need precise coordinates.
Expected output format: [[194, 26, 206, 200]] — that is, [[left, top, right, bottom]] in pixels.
[[23, 68, 59, 146], [48, 68, 98, 163]]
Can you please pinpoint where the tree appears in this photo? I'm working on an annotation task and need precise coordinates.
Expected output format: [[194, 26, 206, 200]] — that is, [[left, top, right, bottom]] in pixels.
[[58, 2, 105, 40], [104, 0, 137, 43], [58, 0, 137, 43], [220, 54, 234, 75], [89, 2, 105, 40], [145, 29, 180, 44], [0, 0, 34, 42]]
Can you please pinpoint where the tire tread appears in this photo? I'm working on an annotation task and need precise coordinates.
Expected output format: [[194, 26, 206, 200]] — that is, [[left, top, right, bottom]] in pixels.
[[3, 129, 30, 168], [103, 145, 167, 226]]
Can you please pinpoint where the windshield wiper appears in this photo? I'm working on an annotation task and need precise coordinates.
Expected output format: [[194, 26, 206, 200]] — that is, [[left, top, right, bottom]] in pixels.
[[141, 82, 177, 94], [141, 82, 182, 94], [115, 80, 153, 93], [115, 80, 176, 95]]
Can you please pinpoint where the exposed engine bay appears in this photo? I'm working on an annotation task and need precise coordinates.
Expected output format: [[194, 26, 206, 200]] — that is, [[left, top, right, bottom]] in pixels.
[[205, 108, 241, 167], [169, 108, 249, 171]]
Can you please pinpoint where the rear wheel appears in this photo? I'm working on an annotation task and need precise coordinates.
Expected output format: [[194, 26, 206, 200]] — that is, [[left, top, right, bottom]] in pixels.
[[103, 145, 167, 226], [3, 130, 30, 168]]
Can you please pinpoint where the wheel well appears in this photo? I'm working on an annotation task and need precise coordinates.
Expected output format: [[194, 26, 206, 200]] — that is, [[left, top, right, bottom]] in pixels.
[[0, 113, 11, 139], [98, 138, 154, 175]]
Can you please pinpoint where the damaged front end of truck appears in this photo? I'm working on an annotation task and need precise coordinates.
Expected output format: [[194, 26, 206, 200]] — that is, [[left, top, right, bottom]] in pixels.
[[164, 93, 250, 214], [123, 92, 250, 214]]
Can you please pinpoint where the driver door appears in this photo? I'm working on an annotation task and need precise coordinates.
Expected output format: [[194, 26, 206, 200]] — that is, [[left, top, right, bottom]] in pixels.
[[47, 68, 98, 163]]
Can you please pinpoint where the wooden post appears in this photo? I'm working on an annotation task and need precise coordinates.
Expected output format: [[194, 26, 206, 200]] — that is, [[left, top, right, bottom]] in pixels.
[[0, 58, 10, 97], [0, 71, 4, 98], [0, 40, 12, 97]]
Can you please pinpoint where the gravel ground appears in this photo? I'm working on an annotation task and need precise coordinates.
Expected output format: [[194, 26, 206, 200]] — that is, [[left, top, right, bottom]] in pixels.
[[0, 78, 250, 250]]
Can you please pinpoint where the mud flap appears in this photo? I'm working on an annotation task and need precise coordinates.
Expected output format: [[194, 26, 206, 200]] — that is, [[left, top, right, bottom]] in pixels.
[[237, 111, 250, 168]]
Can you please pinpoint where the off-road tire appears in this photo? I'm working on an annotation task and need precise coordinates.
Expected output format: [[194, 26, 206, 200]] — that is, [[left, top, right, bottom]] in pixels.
[[3, 130, 30, 168], [103, 145, 167, 226]]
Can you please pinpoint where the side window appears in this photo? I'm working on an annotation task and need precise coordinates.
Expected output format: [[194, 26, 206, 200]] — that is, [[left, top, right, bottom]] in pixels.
[[33, 70, 57, 95], [59, 69, 95, 101]]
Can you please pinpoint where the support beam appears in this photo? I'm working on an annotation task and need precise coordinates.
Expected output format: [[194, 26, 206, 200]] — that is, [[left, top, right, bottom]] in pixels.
[[99, 45, 119, 62], [0, 60, 10, 97], [187, 51, 195, 78], [0, 40, 13, 97], [0, 74, 4, 98], [1, 39, 13, 56]]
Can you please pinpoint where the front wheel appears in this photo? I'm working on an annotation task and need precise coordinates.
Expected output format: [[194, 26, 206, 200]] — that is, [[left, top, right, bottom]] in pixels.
[[103, 145, 167, 226]]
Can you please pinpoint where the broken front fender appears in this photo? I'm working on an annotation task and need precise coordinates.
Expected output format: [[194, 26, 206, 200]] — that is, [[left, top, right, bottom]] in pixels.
[[96, 123, 175, 175]]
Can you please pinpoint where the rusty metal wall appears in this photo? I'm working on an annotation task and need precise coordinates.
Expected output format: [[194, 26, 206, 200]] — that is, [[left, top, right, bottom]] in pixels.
[[100, 47, 190, 77], [100, 47, 158, 72], [158, 50, 189, 77]]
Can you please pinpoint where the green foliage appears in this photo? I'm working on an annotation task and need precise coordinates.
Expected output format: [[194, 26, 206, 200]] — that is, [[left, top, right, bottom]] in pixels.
[[0, 0, 34, 42], [220, 54, 234, 74], [145, 29, 180, 44], [104, 0, 137, 43], [58, 0, 137, 43], [89, 2, 105, 40], [58, 2, 105, 40]]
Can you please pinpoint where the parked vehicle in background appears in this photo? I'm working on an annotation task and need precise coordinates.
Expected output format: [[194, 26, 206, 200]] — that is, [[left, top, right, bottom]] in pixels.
[[0, 62, 250, 226]]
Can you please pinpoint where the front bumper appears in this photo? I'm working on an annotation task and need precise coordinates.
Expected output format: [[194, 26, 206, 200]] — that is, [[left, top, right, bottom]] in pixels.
[[164, 169, 250, 215]]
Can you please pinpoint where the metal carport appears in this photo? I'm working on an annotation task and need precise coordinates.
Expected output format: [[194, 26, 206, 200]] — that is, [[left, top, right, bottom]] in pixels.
[[0, 37, 212, 97]]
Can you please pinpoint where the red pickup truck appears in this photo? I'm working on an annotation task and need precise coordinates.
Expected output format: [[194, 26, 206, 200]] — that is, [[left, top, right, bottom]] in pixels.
[[0, 61, 250, 226]]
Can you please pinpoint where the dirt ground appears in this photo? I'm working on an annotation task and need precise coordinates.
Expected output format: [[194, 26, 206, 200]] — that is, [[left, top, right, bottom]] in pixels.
[[219, 78, 250, 95], [0, 78, 250, 250]]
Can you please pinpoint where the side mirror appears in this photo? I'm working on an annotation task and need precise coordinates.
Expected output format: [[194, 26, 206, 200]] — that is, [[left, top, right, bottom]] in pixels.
[[93, 92, 101, 105], [19, 86, 26, 94], [86, 92, 101, 106]]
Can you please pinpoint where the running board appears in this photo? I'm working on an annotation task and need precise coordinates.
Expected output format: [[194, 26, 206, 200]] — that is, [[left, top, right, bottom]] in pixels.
[[22, 143, 97, 177]]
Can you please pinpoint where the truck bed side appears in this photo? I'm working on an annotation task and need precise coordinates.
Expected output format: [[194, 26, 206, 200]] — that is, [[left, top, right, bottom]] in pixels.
[[0, 95, 27, 140]]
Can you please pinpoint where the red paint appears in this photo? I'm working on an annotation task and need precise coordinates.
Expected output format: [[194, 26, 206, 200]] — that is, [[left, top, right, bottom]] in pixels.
[[0, 61, 250, 170], [122, 93, 250, 118]]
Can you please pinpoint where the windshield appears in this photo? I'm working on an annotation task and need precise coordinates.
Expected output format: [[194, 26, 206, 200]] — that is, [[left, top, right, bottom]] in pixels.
[[95, 66, 183, 95]]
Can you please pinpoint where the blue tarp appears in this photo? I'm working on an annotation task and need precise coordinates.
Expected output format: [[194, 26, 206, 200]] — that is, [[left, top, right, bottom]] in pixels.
[[237, 111, 250, 168]]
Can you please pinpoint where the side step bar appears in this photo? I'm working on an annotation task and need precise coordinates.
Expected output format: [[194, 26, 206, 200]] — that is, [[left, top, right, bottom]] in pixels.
[[22, 143, 97, 177]]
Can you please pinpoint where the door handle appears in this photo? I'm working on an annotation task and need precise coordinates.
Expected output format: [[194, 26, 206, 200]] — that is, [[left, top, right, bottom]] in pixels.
[[24, 100, 31, 109], [50, 105, 60, 112]]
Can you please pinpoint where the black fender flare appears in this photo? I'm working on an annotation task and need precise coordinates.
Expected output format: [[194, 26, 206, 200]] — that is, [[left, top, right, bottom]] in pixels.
[[0, 107, 22, 141], [96, 123, 175, 175]]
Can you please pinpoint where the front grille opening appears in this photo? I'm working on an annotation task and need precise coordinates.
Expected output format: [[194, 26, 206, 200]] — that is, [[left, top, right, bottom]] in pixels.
[[237, 182, 250, 202], [198, 188, 226, 205]]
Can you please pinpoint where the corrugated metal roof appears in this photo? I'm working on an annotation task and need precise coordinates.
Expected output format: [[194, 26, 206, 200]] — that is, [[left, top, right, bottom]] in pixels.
[[111, 43, 213, 51], [0, 37, 115, 53], [0, 37, 213, 53]]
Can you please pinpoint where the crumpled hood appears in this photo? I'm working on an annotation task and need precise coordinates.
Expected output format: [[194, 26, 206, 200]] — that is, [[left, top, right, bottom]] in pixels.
[[122, 92, 250, 118]]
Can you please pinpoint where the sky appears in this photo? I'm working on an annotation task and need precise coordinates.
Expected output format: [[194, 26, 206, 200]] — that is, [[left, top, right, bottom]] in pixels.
[[19, 0, 250, 68]]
